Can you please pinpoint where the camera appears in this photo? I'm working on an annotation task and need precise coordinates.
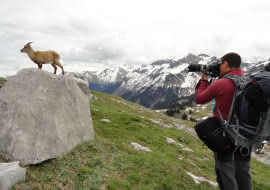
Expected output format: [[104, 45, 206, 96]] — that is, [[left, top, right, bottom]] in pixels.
[[187, 60, 221, 78]]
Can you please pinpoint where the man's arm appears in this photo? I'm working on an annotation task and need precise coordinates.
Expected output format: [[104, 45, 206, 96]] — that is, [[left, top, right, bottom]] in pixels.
[[195, 77, 219, 104]]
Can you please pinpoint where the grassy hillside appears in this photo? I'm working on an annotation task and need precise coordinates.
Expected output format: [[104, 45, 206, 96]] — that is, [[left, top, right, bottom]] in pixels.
[[10, 91, 270, 190], [0, 77, 7, 88]]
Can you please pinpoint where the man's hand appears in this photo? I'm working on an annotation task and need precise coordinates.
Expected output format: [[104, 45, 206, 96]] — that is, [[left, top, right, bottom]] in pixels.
[[201, 72, 208, 81]]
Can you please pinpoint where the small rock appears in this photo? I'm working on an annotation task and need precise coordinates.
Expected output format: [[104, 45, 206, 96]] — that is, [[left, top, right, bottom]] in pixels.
[[182, 147, 194, 152], [186, 171, 218, 187], [189, 160, 197, 166], [166, 137, 177, 144], [89, 94, 98, 102], [130, 142, 152, 152], [101, 119, 111, 123], [201, 116, 208, 120], [178, 156, 184, 160], [177, 143, 185, 148], [0, 162, 26, 190], [162, 124, 173, 128], [198, 157, 210, 161], [175, 124, 198, 138], [175, 124, 188, 130], [111, 98, 128, 105], [151, 119, 161, 124], [165, 137, 184, 148]]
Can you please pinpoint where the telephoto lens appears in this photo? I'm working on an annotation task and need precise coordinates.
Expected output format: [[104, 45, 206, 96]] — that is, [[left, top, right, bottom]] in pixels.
[[187, 62, 220, 78], [187, 64, 203, 72]]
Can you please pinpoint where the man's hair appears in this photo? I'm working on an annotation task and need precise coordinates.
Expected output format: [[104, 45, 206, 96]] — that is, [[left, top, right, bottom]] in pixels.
[[221, 52, 241, 68]]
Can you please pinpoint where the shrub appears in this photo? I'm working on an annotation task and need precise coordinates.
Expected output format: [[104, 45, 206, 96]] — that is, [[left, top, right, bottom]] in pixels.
[[181, 112, 187, 120]]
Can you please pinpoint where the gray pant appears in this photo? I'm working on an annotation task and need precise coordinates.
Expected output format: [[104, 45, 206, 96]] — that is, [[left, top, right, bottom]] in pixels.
[[214, 153, 252, 190]]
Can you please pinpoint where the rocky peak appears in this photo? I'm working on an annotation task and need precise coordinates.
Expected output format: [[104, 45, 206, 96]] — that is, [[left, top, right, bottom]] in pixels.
[[178, 53, 202, 64], [198, 54, 210, 58], [151, 59, 175, 66]]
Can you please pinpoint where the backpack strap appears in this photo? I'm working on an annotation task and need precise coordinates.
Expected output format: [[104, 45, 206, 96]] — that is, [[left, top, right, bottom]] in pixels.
[[217, 98, 235, 131], [217, 75, 242, 146], [223, 74, 240, 86], [226, 92, 237, 128], [217, 74, 240, 131]]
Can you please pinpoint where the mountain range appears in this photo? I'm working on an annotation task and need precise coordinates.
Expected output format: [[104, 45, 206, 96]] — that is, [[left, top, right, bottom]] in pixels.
[[67, 54, 270, 109]]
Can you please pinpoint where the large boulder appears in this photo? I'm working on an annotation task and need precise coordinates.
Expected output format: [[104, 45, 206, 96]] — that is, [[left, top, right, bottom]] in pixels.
[[0, 68, 95, 165]]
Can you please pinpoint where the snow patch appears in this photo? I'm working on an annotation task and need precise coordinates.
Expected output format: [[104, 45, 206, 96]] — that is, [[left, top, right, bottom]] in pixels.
[[181, 72, 199, 88], [168, 63, 189, 74]]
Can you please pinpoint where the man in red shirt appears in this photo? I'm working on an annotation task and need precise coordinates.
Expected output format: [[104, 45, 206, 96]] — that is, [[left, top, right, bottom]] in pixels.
[[195, 52, 252, 190]]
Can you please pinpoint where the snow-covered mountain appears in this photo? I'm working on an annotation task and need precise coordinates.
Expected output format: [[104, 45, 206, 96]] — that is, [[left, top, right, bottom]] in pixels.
[[69, 54, 270, 109], [244, 58, 270, 75]]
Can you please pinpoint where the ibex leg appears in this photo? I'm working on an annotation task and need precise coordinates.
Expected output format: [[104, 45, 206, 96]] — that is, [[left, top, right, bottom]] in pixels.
[[51, 64, 57, 74]]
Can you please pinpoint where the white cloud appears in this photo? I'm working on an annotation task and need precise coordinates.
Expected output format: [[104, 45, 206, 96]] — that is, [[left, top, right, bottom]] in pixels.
[[0, 0, 270, 77]]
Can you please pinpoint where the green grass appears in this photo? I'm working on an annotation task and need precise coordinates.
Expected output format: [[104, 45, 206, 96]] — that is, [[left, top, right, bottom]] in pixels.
[[11, 90, 270, 190], [0, 77, 7, 88]]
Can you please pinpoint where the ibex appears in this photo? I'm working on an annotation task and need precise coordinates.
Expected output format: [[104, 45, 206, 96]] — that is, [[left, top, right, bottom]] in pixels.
[[21, 42, 64, 75]]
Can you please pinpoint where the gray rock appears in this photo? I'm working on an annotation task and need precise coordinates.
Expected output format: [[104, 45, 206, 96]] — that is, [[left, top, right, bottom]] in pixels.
[[186, 171, 218, 187], [0, 161, 26, 190], [165, 137, 184, 147], [175, 123, 198, 138], [166, 137, 177, 144], [178, 156, 184, 160], [101, 119, 111, 123], [89, 93, 98, 103], [130, 142, 152, 152], [252, 152, 270, 165], [182, 147, 194, 152], [0, 68, 95, 165]]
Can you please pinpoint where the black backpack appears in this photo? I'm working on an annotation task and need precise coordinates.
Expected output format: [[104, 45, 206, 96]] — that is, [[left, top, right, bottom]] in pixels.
[[220, 71, 270, 155]]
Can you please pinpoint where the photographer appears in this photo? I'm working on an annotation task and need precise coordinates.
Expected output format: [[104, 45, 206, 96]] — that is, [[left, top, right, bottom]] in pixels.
[[195, 53, 252, 190]]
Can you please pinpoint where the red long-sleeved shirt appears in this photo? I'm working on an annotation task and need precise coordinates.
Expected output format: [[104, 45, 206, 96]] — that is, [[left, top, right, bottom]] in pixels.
[[195, 68, 244, 120]]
